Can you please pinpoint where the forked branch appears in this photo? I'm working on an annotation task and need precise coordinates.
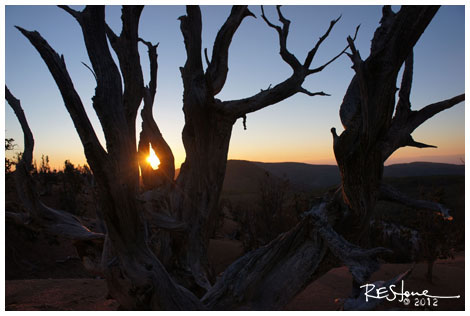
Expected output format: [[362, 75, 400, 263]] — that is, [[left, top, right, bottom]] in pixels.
[[138, 39, 175, 186], [261, 5, 301, 70], [57, 5, 81, 21], [383, 93, 464, 159], [304, 15, 342, 68], [139, 38, 159, 100], [222, 5, 354, 117], [307, 24, 359, 75]]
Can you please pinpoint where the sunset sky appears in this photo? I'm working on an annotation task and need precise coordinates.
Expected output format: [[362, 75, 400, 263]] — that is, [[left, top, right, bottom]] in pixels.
[[4, 5, 465, 170]]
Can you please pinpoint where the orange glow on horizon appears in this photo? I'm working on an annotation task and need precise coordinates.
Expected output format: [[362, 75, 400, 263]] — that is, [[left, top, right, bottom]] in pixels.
[[146, 144, 160, 170]]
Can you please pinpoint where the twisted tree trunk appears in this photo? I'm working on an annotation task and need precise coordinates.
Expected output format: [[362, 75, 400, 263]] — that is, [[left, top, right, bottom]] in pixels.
[[330, 6, 464, 303], [11, 4, 463, 311], [166, 5, 352, 292], [331, 6, 463, 247]]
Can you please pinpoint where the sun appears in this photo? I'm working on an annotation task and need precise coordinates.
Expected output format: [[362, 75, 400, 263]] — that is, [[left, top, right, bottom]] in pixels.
[[146, 144, 160, 170]]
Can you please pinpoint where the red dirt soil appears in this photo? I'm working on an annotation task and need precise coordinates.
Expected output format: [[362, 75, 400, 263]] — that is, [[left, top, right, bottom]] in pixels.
[[5, 245, 464, 311], [286, 252, 465, 311], [4, 182, 464, 311]]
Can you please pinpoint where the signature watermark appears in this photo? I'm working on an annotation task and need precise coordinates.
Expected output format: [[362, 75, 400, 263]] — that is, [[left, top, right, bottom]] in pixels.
[[361, 280, 460, 307]]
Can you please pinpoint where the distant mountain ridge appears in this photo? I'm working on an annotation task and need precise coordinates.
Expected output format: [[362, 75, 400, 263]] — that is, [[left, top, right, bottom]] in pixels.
[[383, 161, 464, 178], [222, 160, 464, 193], [253, 161, 339, 191]]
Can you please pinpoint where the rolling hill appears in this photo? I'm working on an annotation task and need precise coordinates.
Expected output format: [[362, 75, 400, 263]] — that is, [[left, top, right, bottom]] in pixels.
[[221, 160, 464, 194]]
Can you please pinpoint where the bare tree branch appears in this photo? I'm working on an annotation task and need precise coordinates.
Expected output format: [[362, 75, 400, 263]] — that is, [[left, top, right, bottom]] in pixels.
[[307, 202, 391, 285], [380, 183, 451, 219], [206, 5, 255, 95], [204, 193, 389, 310], [299, 87, 330, 97], [409, 94, 465, 132], [406, 135, 436, 149], [5, 86, 34, 167], [139, 38, 159, 99], [394, 51, 414, 120], [61, 6, 134, 160], [137, 38, 175, 187], [261, 5, 301, 70], [221, 6, 351, 117], [203, 47, 210, 67], [58, 5, 82, 21], [345, 36, 370, 137], [222, 75, 305, 117], [308, 24, 360, 75], [304, 15, 341, 68], [179, 6, 204, 80], [203, 217, 332, 310], [81, 61, 97, 82], [15, 27, 107, 171], [105, 6, 145, 140], [104, 22, 119, 43], [383, 93, 464, 160]]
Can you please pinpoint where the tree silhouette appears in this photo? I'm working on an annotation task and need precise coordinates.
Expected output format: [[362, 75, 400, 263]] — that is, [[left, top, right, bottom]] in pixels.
[[5, 5, 464, 311], [331, 5, 463, 247]]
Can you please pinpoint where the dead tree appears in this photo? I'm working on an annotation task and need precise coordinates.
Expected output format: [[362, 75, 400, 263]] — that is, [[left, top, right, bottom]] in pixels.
[[11, 5, 360, 309], [329, 6, 463, 307], [8, 4, 462, 311], [331, 5, 464, 248]]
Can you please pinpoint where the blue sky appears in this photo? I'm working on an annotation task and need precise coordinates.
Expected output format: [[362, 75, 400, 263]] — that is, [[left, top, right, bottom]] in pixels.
[[4, 5, 465, 169]]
